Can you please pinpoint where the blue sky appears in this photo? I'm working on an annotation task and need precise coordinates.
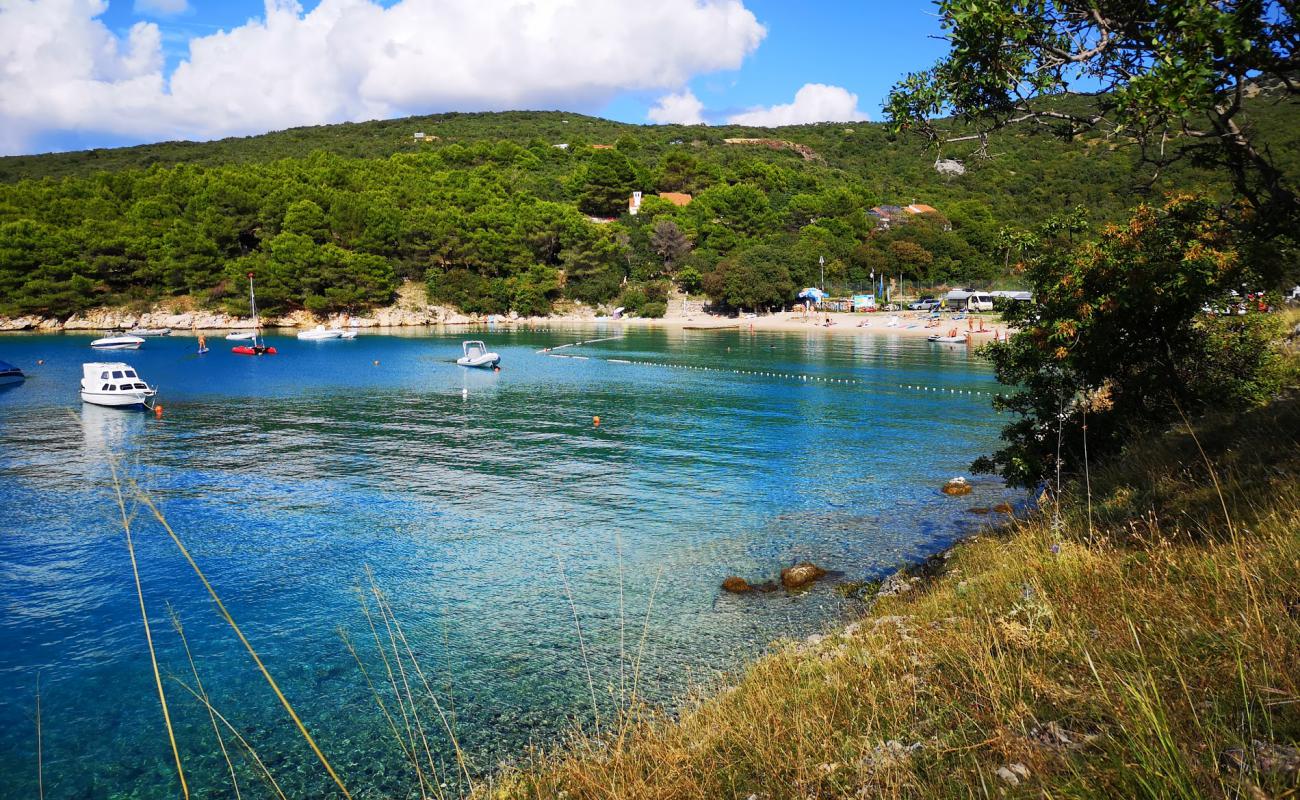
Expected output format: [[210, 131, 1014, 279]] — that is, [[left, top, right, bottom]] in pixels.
[[602, 1, 949, 123], [1, 0, 951, 155]]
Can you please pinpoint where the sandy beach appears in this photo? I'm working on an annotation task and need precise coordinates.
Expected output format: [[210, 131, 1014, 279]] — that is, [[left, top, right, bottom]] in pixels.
[[506, 309, 1012, 341]]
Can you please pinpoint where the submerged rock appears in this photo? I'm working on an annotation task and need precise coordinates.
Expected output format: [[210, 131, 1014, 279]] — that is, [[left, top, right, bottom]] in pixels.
[[993, 502, 1014, 514], [721, 576, 752, 594], [968, 506, 990, 515], [780, 562, 827, 590]]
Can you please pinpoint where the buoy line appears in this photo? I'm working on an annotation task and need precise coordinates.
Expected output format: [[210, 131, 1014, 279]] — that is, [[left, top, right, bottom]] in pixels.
[[534, 348, 996, 398], [562, 355, 996, 398], [536, 334, 625, 354]]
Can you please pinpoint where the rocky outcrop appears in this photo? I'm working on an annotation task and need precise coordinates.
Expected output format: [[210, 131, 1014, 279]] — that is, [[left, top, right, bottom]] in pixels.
[[723, 138, 821, 162], [780, 562, 827, 590], [0, 315, 57, 331]]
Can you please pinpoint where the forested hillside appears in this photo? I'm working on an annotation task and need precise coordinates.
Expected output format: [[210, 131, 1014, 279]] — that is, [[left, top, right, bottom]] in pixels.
[[2, 98, 1296, 320]]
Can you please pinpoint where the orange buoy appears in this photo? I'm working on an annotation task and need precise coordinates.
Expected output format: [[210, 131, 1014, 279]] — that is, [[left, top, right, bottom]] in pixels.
[[593, 416, 600, 427], [153, 405, 164, 418]]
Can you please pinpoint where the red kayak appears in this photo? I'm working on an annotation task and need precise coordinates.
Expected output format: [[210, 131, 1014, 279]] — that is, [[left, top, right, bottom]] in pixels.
[[232, 345, 277, 355]]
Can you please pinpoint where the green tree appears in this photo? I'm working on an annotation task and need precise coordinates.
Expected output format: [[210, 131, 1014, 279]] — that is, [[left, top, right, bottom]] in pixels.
[[649, 219, 691, 271], [578, 149, 638, 217], [977, 197, 1286, 486], [282, 199, 329, 242], [703, 243, 795, 311]]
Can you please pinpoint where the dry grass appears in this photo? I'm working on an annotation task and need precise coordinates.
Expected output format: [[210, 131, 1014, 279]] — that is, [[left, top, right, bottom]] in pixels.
[[482, 394, 1300, 799]]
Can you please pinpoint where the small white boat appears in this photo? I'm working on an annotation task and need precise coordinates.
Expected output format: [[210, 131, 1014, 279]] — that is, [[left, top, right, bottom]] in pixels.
[[297, 325, 344, 340], [225, 331, 256, 341], [129, 327, 171, 337], [457, 340, 500, 369], [927, 332, 970, 344], [80, 362, 157, 408], [90, 335, 145, 350], [339, 329, 358, 339], [0, 360, 25, 385]]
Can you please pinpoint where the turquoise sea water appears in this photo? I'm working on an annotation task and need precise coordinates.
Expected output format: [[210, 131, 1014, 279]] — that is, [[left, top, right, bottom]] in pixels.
[[0, 326, 1016, 799]]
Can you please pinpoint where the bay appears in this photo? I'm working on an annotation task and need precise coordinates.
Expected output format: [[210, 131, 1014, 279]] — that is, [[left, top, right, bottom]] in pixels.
[[0, 326, 1015, 798]]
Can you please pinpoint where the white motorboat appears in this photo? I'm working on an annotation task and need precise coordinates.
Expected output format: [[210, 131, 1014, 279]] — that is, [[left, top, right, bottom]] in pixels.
[[129, 327, 171, 336], [225, 331, 256, 341], [457, 340, 500, 368], [927, 331, 970, 344], [0, 360, 24, 385], [90, 334, 145, 350], [80, 362, 157, 408], [297, 325, 344, 340], [339, 329, 358, 339]]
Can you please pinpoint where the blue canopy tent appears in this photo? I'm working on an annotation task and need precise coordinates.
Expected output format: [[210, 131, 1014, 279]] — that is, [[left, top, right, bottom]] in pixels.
[[798, 287, 828, 303]]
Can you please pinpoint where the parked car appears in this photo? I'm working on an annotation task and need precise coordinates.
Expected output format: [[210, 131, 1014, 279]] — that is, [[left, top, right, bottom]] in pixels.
[[909, 298, 940, 311]]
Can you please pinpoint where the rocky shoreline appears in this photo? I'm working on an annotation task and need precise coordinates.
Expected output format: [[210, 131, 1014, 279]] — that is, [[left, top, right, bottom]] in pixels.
[[0, 303, 545, 333]]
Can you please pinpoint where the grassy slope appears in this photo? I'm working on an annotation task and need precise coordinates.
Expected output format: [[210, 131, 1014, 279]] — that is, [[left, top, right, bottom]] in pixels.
[[486, 377, 1300, 798]]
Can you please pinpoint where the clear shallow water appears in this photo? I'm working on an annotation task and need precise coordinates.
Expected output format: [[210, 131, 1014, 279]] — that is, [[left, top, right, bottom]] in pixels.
[[0, 326, 1016, 799]]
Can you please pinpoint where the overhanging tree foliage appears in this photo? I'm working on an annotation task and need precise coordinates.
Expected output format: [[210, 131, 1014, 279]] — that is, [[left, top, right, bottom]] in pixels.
[[978, 197, 1285, 486], [888, 1, 1298, 486], [886, 0, 1298, 232]]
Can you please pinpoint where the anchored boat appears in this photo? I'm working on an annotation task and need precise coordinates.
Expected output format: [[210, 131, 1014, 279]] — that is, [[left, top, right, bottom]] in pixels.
[[231, 273, 277, 355], [90, 334, 145, 350], [128, 327, 172, 337], [297, 325, 343, 340], [927, 328, 970, 344], [0, 360, 25, 385], [457, 340, 500, 369], [80, 362, 157, 408]]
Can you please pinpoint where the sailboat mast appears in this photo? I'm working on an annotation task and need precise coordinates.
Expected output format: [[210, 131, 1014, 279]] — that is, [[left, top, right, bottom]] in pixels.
[[247, 272, 259, 347]]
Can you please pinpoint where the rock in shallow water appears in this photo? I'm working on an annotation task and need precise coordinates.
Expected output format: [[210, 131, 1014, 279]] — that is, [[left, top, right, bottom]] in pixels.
[[721, 576, 752, 593], [942, 477, 973, 495], [780, 562, 827, 589]]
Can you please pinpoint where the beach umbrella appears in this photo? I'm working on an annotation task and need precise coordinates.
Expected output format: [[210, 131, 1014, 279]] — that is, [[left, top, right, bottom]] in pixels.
[[798, 287, 827, 302]]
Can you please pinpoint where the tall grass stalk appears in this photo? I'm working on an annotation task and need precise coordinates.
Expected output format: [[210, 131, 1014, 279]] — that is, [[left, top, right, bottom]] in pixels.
[[107, 458, 189, 799], [169, 678, 289, 800], [169, 606, 241, 800], [356, 582, 421, 770], [368, 575, 472, 790], [370, 578, 443, 795], [338, 625, 430, 796], [355, 582, 439, 796], [628, 565, 665, 706], [130, 483, 353, 799], [35, 673, 43, 800], [556, 554, 601, 734], [616, 533, 627, 708]]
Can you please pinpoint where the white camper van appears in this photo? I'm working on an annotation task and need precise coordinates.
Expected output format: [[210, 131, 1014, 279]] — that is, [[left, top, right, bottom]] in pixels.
[[944, 289, 995, 312]]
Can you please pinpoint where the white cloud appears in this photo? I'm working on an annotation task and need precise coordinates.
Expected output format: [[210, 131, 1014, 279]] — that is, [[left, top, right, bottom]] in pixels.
[[0, 0, 765, 155], [647, 88, 705, 125], [727, 83, 870, 127], [134, 0, 190, 16]]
